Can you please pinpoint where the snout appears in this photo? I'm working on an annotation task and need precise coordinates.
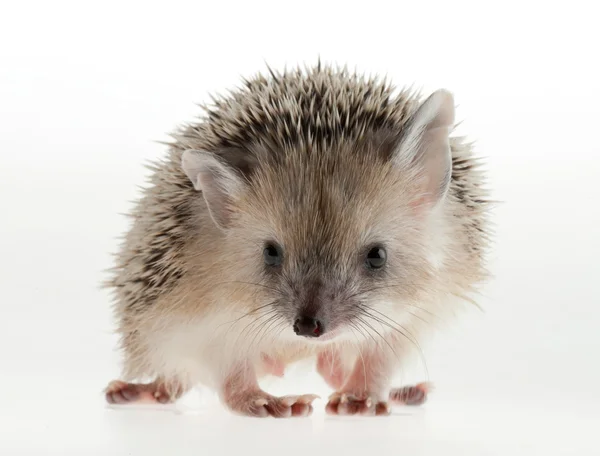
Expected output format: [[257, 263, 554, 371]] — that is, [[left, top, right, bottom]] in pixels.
[[293, 315, 324, 338]]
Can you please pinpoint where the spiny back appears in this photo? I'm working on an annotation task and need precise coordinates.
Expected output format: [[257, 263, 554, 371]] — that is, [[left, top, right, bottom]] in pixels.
[[174, 64, 417, 153]]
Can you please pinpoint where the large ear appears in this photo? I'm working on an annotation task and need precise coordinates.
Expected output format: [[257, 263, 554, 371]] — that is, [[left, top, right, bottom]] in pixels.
[[181, 149, 245, 229], [393, 89, 455, 207]]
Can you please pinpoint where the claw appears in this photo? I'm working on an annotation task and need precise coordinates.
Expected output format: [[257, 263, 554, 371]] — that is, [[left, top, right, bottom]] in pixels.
[[297, 394, 319, 404], [254, 397, 269, 407], [281, 396, 299, 407]]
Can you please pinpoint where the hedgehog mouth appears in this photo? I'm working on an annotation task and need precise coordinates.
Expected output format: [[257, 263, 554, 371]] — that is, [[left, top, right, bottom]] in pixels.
[[293, 324, 341, 343], [295, 330, 340, 344], [311, 330, 339, 342]]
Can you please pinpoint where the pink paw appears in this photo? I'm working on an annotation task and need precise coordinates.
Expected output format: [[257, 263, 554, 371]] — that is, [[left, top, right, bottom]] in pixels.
[[226, 391, 319, 418], [325, 392, 391, 416], [104, 380, 184, 405], [389, 382, 431, 406]]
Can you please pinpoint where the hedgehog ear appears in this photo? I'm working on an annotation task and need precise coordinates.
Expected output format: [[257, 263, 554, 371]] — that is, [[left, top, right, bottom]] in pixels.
[[181, 149, 246, 230], [393, 89, 455, 208]]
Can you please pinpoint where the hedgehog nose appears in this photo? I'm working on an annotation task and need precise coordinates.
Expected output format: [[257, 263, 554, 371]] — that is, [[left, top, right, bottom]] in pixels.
[[293, 316, 323, 338]]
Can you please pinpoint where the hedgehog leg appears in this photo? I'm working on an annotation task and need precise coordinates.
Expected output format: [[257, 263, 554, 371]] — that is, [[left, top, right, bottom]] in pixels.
[[316, 349, 347, 390], [104, 378, 187, 405], [259, 353, 286, 377], [325, 347, 397, 416], [221, 361, 318, 418]]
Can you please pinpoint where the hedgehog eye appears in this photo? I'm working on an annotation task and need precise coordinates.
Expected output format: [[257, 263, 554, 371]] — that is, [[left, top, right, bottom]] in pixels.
[[264, 242, 283, 267], [365, 246, 387, 270]]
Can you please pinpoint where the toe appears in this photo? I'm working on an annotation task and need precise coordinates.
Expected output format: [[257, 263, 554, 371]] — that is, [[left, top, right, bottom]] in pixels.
[[155, 392, 172, 404], [337, 395, 360, 415], [119, 385, 141, 402], [245, 397, 270, 417], [357, 397, 376, 416], [340, 396, 378, 416], [327, 392, 342, 406], [107, 389, 128, 404], [265, 400, 292, 418], [325, 401, 338, 415], [252, 406, 270, 417], [105, 391, 116, 404], [291, 403, 313, 417], [375, 402, 391, 416]]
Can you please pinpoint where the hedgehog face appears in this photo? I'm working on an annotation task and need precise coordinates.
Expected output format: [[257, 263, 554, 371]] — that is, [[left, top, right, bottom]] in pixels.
[[229, 155, 433, 343], [182, 89, 455, 343]]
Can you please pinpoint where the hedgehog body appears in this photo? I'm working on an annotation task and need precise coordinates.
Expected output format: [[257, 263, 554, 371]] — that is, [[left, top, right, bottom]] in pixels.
[[105, 64, 490, 413]]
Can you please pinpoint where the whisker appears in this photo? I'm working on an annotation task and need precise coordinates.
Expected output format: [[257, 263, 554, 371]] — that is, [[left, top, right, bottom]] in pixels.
[[356, 315, 399, 360], [357, 305, 421, 347], [217, 300, 279, 330], [242, 315, 277, 359], [365, 305, 431, 331], [347, 285, 438, 319], [233, 307, 280, 349], [347, 323, 368, 391], [356, 307, 429, 380], [250, 314, 286, 354]]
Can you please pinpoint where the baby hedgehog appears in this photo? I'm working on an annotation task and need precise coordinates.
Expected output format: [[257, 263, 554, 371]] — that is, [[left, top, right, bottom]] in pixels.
[[104, 63, 490, 417]]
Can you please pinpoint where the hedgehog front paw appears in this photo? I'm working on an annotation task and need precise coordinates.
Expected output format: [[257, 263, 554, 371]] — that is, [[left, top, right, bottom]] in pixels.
[[325, 392, 390, 416], [389, 382, 431, 405], [225, 390, 319, 418], [104, 379, 186, 405]]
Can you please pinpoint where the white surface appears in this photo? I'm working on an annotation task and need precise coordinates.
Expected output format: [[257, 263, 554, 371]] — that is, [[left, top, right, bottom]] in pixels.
[[1, 1, 599, 455]]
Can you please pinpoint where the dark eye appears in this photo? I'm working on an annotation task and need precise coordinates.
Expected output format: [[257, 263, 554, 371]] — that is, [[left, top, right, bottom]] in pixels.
[[366, 246, 387, 269], [263, 243, 283, 267]]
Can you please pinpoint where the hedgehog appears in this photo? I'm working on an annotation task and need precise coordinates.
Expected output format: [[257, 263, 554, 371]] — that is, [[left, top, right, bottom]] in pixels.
[[103, 63, 491, 417]]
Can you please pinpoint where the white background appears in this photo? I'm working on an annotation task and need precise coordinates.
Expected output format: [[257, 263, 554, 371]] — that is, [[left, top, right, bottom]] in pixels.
[[1, 1, 599, 454]]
